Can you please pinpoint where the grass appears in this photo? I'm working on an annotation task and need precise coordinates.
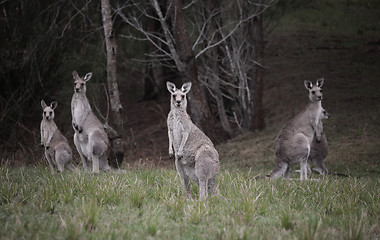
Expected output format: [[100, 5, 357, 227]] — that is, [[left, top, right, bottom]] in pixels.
[[0, 166, 379, 239], [2, 0, 380, 239]]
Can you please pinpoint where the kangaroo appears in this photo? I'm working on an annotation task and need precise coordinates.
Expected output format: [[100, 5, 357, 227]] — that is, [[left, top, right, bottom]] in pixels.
[[71, 71, 111, 173], [166, 81, 220, 200], [292, 108, 329, 175], [40, 100, 74, 173], [270, 78, 325, 180], [308, 108, 330, 174], [308, 108, 348, 177], [71, 71, 92, 133]]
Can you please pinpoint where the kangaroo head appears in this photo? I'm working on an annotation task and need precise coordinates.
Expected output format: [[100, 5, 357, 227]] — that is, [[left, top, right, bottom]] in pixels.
[[72, 71, 92, 94], [41, 100, 57, 121], [304, 78, 324, 102], [321, 108, 330, 120], [166, 81, 192, 109]]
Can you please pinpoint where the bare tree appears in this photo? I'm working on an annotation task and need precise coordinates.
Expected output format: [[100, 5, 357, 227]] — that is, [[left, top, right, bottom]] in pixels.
[[115, 0, 273, 135], [101, 0, 124, 167], [169, 0, 216, 136], [199, 0, 233, 137], [196, 0, 270, 131], [116, 0, 217, 136], [0, 0, 105, 151], [250, 14, 265, 130]]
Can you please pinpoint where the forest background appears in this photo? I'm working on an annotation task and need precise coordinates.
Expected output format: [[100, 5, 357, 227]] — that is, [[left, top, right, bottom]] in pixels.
[[0, 0, 379, 172]]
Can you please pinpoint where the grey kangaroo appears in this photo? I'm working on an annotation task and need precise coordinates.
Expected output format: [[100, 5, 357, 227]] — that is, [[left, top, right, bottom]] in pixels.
[[270, 78, 325, 180], [292, 108, 329, 175], [71, 71, 111, 173], [308, 108, 330, 174], [166, 82, 220, 199], [40, 100, 74, 173]]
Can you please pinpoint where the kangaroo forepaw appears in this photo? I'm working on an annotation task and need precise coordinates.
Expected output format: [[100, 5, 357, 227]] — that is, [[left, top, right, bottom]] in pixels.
[[177, 154, 183, 160], [169, 153, 174, 160], [78, 128, 83, 133]]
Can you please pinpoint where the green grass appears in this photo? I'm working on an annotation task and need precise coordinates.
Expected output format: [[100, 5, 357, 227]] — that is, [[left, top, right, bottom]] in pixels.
[[0, 166, 379, 239], [2, 0, 380, 239]]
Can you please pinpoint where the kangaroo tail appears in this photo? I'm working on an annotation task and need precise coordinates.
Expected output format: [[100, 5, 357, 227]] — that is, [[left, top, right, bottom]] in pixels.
[[327, 172, 350, 177], [254, 173, 271, 180]]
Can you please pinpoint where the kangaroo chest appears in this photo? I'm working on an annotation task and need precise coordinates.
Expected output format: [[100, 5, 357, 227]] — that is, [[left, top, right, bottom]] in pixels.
[[41, 121, 57, 143], [314, 108, 322, 128], [172, 120, 183, 150], [72, 96, 90, 122], [304, 104, 323, 143], [171, 115, 190, 150]]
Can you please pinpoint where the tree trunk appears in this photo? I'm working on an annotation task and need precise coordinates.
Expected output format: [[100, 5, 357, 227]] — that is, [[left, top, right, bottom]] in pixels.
[[208, 0, 233, 137], [101, 0, 125, 167], [251, 15, 265, 130], [170, 0, 215, 137]]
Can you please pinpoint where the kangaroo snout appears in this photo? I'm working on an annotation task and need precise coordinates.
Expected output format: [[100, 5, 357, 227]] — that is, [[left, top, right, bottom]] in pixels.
[[45, 114, 51, 120]]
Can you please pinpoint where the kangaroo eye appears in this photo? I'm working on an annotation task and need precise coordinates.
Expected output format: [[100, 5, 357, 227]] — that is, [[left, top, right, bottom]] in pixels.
[[81, 83, 84, 87], [181, 95, 184, 99], [311, 91, 315, 94], [320, 90, 323, 93], [172, 95, 176, 99]]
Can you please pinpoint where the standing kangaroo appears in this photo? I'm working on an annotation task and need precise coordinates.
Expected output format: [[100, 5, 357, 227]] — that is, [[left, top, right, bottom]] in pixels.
[[308, 108, 330, 174], [270, 78, 325, 180], [166, 82, 220, 199], [40, 100, 74, 173], [71, 71, 111, 173]]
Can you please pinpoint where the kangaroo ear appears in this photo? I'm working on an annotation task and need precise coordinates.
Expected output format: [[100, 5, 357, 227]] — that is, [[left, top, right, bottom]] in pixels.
[[84, 72, 92, 82], [41, 100, 47, 109], [166, 81, 176, 94], [72, 71, 79, 79], [316, 78, 324, 88], [50, 101, 58, 110], [181, 82, 192, 94], [304, 80, 313, 90]]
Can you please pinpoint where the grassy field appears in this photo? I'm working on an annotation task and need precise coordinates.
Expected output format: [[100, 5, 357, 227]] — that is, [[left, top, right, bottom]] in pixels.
[[0, 166, 379, 240], [2, 0, 380, 239]]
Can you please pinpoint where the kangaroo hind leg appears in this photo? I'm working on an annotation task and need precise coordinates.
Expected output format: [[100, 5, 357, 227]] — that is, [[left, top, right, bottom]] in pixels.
[[270, 161, 288, 180], [207, 176, 217, 196], [175, 158, 192, 199], [74, 133, 90, 171], [45, 150, 57, 174], [299, 146, 310, 180], [199, 179, 208, 200]]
